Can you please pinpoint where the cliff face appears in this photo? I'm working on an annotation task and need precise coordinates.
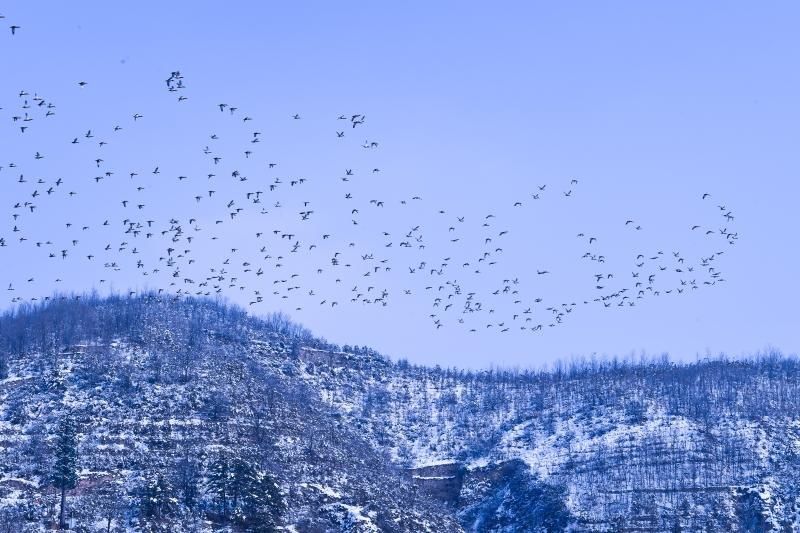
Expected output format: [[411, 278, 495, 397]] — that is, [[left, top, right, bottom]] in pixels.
[[408, 461, 465, 507]]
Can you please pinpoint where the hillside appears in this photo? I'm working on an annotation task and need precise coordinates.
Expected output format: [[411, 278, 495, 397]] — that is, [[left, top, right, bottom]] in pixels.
[[0, 295, 798, 531], [0, 295, 459, 532], [301, 348, 800, 531]]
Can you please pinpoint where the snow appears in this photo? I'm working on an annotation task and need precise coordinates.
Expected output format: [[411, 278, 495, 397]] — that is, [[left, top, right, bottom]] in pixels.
[[336, 503, 380, 532], [0, 477, 38, 487], [466, 457, 491, 469], [1, 297, 798, 531], [304, 482, 341, 499], [414, 458, 458, 468]]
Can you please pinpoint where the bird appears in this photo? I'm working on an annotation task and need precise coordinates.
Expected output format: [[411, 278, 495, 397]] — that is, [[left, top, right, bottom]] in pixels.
[[0, 60, 738, 341]]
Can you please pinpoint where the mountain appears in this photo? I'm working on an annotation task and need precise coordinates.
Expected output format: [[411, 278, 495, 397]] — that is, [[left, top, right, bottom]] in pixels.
[[0, 295, 459, 532], [0, 294, 797, 531]]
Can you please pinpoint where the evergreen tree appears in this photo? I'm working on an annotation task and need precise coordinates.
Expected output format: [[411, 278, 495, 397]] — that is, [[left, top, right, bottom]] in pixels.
[[240, 470, 284, 532], [206, 452, 232, 519], [290, 340, 302, 360], [51, 414, 78, 530], [175, 450, 201, 510], [140, 473, 177, 529], [228, 456, 253, 514], [206, 453, 284, 530]]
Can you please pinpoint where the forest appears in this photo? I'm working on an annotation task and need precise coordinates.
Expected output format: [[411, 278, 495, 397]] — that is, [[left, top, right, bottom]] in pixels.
[[0, 294, 797, 531]]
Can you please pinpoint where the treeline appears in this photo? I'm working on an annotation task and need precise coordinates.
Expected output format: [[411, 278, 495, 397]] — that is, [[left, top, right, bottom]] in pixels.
[[331, 349, 800, 529], [0, 293, 459, 532]]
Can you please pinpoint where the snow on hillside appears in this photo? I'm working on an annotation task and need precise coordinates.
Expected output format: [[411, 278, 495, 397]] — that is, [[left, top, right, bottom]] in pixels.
[[1, 295, 799, 531], [295, 345, 800, 530], [0, 296, 460, 532]]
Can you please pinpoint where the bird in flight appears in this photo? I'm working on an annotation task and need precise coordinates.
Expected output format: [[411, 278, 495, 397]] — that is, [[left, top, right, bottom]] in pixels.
[[0, 59, 739, 340]]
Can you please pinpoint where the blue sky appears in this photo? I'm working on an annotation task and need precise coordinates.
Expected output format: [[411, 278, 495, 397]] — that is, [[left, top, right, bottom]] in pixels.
[[1, 2, 798, 367]]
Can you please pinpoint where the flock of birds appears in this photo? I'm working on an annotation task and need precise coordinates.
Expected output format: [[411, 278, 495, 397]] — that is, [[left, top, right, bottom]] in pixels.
[[1, 18, 740, 337]]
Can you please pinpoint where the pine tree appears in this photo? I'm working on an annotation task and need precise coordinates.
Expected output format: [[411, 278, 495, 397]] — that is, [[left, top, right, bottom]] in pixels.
[[206, 453, 284, 530], [175, 449, 201, 510], [51, 414, 78, 530], [206, 452, 232, 519], [140, 473, 176, 528], [290, 340, 302, 360], [240, 470, 284, 532]]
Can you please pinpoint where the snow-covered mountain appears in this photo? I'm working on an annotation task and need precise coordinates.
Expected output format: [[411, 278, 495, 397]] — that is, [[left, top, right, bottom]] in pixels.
[[295, 337, 800, 531], [0, 295, 798, 531]]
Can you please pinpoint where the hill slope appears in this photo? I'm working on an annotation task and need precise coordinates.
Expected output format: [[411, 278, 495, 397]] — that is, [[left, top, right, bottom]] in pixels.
[[0, 295, 798, 531], [0, 295, 460, 532], [297, 344, 800, 531]]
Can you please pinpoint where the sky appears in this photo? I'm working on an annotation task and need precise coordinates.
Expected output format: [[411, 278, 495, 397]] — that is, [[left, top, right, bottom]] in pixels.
[[0, 2, 798, 368]]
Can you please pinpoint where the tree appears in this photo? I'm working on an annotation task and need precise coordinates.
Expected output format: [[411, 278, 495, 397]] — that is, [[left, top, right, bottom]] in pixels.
[[51, 414, 79, 530], [206, 453, 284, 530], [88, 480, 125, 533], [290, 340, 302, 360], [140, 473, 177, 528], [233, 467, 284, 532], [206, 452, 232, 519], [175, 449, 201, 510]]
